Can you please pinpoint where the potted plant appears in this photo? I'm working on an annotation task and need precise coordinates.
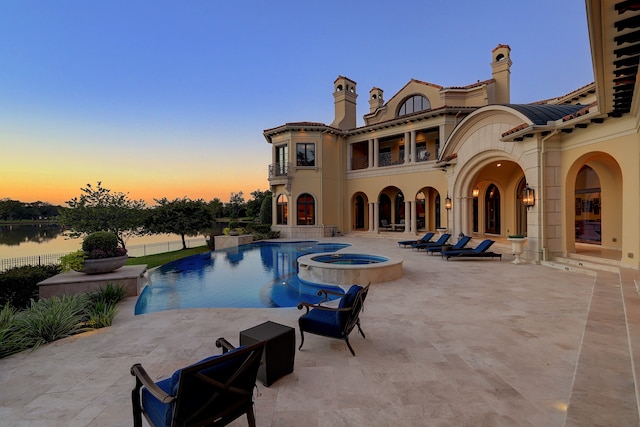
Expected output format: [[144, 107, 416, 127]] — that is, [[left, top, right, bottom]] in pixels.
[[507, 234, 527, 264], [60, 231, 128, 274]]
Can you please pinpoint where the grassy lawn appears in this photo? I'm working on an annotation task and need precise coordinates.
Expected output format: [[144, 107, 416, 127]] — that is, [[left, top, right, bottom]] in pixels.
[[125, 245, 211, 269]]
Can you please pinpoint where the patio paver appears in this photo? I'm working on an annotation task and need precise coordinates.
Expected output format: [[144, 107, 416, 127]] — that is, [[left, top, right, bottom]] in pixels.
[[1, 236, 638, 426]]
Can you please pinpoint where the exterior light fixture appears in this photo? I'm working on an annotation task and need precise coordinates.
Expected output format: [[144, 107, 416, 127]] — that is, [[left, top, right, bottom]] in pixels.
[[472, 188, 479, 198], [445, 195, 452, 210], [523, 184, 535, 208]]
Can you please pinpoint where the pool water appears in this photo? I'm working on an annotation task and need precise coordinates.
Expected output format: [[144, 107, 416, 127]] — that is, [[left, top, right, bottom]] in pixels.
[[311, 254, 388, 265], [134, 241, 350, 314]]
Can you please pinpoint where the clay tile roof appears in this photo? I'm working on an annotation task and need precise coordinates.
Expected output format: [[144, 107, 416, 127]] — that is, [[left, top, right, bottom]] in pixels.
[[501, 123, 530, 137], [444, 78, 495, 90], [561, 101, 597, 121], [284, 122, 326, 127], [492, 44, 511, 52]]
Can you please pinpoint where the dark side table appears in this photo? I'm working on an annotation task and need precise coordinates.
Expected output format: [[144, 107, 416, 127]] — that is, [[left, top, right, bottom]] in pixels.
[[239, 321, 295, 386]]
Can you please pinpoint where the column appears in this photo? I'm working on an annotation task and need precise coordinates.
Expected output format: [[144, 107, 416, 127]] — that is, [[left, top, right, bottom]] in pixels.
[[404, 200, 411, 232], [347, 142, 352, 171], [368, 202, 374, 232], [373, 138, 379, 168], [410, 130, 417, 162], [368, 139, 374, 168], [411, 200, 417, 233], [404, 132, 410, 164], [373, 202, 379, 232]]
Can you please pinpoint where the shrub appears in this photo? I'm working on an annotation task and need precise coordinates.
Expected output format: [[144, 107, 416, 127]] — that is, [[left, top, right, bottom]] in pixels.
[[16, 295, 90, 349], [0, 283, 127, 359], [59, 250, 85, 272], [82, 231, 126, 259], [86, 300, 118, 328], [0, 304, 34, 358], [0, 265, 61, 309], [251, 224, 272, 234], [89, 283, 126, 306]]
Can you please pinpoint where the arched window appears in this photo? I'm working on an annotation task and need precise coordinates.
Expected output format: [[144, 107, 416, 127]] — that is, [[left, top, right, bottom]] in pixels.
[[397, 95, 431, 116], [297, 193, 315, 225], [276, 194, 288, 225]]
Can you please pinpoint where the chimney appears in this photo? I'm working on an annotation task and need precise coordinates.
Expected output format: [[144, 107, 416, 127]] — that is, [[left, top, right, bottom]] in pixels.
[[369, 87, 384, 113], [491, 44, 511, 104], [331, 76, 357, 130]]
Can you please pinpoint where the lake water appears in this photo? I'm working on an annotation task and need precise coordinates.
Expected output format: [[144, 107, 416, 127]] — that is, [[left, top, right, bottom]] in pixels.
[[0, 224, 207, 260]]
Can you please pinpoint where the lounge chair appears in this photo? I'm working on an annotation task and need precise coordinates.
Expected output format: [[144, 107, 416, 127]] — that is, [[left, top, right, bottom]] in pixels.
[[131, 338, 265, 427], [412, 233, 451, 250], [398, 231, 435, 247], [423, 235, 472, 255], [297, 283, 369, 356], [442, 239, 501, 260]]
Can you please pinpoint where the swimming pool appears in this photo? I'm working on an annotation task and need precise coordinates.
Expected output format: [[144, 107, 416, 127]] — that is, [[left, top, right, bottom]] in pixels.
[[134, 241, 350, 314]]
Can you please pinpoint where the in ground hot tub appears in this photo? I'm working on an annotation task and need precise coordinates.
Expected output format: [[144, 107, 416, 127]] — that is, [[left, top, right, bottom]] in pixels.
[[297, 252, 403, 286]]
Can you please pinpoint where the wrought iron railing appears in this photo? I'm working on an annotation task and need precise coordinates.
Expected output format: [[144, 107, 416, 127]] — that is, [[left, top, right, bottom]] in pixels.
[[351, 156, 368, 170], [268, 162, 291, 179], [378, 152, 405, 167]]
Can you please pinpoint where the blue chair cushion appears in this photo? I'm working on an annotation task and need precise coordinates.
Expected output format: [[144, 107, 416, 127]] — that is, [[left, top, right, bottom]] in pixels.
[[141, 377, 173, 426], [299, 308, 343, 337], [300, 285, 363, 338], [142, 347, 246, 426], [339, 285, 362, 309]]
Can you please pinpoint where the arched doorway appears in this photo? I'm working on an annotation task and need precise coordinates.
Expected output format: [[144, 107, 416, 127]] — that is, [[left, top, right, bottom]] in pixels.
[[352, 193, 368, 230], [575, 165, 601, 244], [416, 187, 441, 230], [485, 184, 501, 234], [379, 194, 391, 227]]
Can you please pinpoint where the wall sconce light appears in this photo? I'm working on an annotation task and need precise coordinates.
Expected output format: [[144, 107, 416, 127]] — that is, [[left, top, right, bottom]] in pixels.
[[472, 188, 479, 198], [523, 184, 535, 208], [445, 195, 452, 210]]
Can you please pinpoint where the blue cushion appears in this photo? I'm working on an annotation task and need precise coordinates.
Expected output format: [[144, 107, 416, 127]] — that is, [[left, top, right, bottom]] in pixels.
[[142, 377, 173, 426], [299, 308, 344, 337], [143, 347, 246, 426], [339, 285, 362, 309]]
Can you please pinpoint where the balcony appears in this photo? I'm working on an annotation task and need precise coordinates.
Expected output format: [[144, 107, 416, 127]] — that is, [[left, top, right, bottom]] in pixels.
[[351, 156, 368, 171], [379, 152, 405, 167], [268, 162, 291, 179]]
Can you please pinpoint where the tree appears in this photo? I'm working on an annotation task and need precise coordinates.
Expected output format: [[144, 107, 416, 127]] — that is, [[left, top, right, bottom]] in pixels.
[[246, 189, 271, 219], [259, 192, 272, 225], [147, 198, 214, 249], [208, 198, 224, 218], [226, 192, 246, 219], [59, 182, 147, 249]]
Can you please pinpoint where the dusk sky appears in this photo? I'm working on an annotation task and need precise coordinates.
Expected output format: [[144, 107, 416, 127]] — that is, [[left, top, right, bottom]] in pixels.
[[0, 1, 594, 206]]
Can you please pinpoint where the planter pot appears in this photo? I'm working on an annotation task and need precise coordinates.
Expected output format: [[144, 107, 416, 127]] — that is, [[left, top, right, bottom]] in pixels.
[[507, 238, 527, 265], [80, 255, 128, 274]]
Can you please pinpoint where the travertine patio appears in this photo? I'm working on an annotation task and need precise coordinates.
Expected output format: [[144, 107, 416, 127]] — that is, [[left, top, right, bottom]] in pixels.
[[1, 236, 639, 426]]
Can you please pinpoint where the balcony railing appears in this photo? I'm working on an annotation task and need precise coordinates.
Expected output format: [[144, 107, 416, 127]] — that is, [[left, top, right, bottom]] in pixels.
[[379, 152, 405, 167], [268, 162, 291, 179], [351, 156, 368, 170], [416, 149, 432, 162]]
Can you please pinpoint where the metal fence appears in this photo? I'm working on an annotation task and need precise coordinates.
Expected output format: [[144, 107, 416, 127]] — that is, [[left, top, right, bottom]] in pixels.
[[0, 237, 208, 272]]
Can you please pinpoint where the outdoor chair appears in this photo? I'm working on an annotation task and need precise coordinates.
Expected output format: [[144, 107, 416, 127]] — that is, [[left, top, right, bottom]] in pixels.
[[423, 235, 472, 255], [380, 219, 392, 230], [442, 239, 501, 260], [297, 283, 369, 356], [131, 338, 265, 427], [398, 231, 435, 247], [412, 233, 451, 250]]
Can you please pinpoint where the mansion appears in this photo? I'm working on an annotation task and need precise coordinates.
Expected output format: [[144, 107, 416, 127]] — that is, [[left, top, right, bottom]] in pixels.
[[263, 0, 640, 270]]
